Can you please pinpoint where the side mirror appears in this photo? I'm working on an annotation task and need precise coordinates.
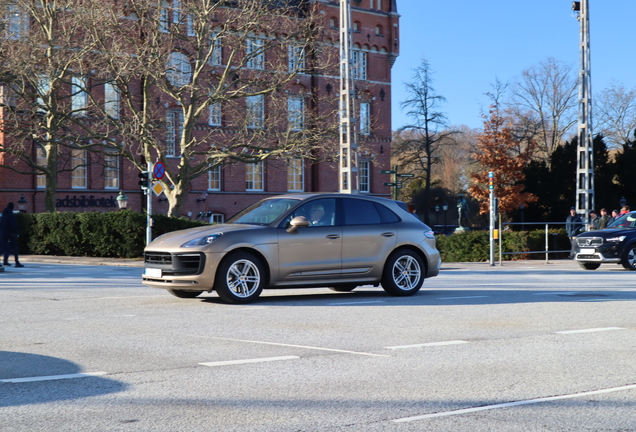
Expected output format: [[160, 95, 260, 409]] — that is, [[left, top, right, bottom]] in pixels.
[[286, 216, 310, 233]]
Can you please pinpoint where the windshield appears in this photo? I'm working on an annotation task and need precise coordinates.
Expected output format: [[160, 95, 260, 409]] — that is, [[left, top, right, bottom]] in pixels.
[[608, 212, 636, 229], [227, 198, 300, 225]]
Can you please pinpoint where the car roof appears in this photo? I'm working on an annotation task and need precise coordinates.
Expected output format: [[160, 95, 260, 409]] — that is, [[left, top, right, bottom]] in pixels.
[[263, 192, 399, 205]]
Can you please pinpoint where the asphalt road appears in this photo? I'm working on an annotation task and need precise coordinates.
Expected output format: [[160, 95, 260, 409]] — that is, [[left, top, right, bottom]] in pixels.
[[1, 258, 636, 431]]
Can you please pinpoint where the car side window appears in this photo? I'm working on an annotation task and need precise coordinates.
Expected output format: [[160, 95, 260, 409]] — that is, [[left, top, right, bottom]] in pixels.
[[281, 198, 337, 227], [342, 198, 381, 225], [373, 202, 400, 223]]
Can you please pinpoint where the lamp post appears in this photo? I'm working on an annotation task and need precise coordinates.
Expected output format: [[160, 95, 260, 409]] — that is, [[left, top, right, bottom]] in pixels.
[[116, 191, 129, 210], [17, 194, 27, 213], [442, 201, 448, 231], [435, 204, 440, 226]]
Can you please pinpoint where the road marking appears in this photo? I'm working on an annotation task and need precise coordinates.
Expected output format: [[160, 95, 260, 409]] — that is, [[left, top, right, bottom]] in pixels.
[[328, 300, 386, 305], [556, 327, 625, 334], [436, 296, 489, 300], [193, 335, 389, 357], [0, 372, 107, 383], [393, 383, 636, 422], [532, 292, 580, 296], [385, 340, 468, 350], [199, 356, 299, 367]]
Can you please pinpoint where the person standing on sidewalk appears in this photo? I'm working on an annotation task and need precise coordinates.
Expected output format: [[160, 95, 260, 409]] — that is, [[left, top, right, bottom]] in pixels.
[[566, 207, 583, 259], [1, 202, 23, 267]]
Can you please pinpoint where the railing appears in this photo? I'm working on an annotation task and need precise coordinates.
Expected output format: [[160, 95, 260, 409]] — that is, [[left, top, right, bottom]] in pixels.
[[498, 221, 572, 265]]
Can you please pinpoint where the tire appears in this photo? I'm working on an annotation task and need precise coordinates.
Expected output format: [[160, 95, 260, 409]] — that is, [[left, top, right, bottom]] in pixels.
[[214, 252, 265, 304], [167, 289, 204, 298], [579, 262, 600, 270], [328, 284, 357, 292], [621, 244, 636, 270], [381, 249, 425, 296]]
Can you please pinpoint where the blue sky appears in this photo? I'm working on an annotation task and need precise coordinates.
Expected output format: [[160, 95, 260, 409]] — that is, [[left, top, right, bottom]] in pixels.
[[391, 1, 636, 131]]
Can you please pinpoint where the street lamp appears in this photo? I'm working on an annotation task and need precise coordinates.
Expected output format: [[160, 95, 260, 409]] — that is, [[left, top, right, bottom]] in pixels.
[[116, 191, 129, 209], [442, 201, 448, 231], [17, 194, 27, 213]]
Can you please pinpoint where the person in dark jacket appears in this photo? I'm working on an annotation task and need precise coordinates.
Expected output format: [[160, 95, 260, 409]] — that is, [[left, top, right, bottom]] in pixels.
[[1, 202, 23, 267], [566, 207, 583, 259], [597, 208, 611, 230]]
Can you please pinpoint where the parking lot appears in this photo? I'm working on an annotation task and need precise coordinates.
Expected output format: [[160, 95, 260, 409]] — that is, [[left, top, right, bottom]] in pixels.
[[1, 258, 636, 431]]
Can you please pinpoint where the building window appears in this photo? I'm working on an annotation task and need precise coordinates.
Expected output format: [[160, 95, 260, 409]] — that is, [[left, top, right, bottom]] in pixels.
[[166, 110, 183, 156], [287, 158, 304, 192], [360, 101, 370, 135], [36, 74, 50, 112], [166, 52, 191, 87], [71, 149, 87, 189], [186, 14, 195, 36], [4, 3, 29, 39], [172, 0, 181, 24], [246, 161, 264, 191], [377, 0, 382, 11], [246, 95, 264, 128], [288, 43, 305, 73], [104, 152, 119, 189], [104, 82, 120, 119], [36, 145, 46, 189], [329, 17, 337, 29], [358, 160, 370, 193], [375, 25, 383, 36], [210, 32, 222, 65], [211, 214, 225, 224], [208, 164, 221, 191], [246, 37, 264, 70], [287, 96, 305, 130], [208, 102, 222, 126], [353, 22, 360, 32], [71, 76, 88, 116], [0, 84, 17, 107], [352, 49, 367, 80], [159, 1, 169, 32]]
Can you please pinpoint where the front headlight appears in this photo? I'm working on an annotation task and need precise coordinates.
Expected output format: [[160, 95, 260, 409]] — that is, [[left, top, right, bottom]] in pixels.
[[606, 235, 626, 242], [181, 233, 223, 247]]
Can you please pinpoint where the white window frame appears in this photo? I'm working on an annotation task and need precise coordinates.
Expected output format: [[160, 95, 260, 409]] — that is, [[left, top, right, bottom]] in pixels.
[[360, 101, 371, 135], [0, 84, 17, 107], [71, 76, 88, 116], [5, 3, 28, 40], [246, 161, 264, 191], [166, 110, 183, 157], [287, 96, 305, 131], [208, 102, 222, 126], [36, 74, 50, 112], [36, 145, 46, 189], [358, 160, 370, 193], [71, 149, 87, 189], [104, 82, 120, 119], [208, 164, 221, 191], [246, 37, 264, 70], [159, 1, 169, 32], [186, 14, 195, 36], [172, 0, 181, 24], [104, 152, 119, 190], [288, 43, 305, 73], [246, 95, 264, 129], [166, 52, 191, 88], [352, 49, 367, 80], [209, 32, 222, 65], [287, 158, 304, 192]]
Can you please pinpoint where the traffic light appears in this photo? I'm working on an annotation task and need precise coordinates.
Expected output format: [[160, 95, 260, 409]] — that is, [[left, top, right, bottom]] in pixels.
[[138, 171, 150, 190]]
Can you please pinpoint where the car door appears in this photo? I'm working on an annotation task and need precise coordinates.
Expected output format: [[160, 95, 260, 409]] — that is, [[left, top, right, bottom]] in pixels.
[[276, 198, 342, 282], [340, 198, 398, 279]]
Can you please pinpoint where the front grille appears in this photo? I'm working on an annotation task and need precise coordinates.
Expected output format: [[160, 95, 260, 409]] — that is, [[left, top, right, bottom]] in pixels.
[[145, 251, 172, 265], [576, 237, 603, 247]]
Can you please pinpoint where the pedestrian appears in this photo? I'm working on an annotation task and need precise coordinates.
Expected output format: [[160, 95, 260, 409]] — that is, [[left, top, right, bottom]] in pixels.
[[611, 209, 620, 222], [407, 203, 421, 221], [566, 207, 583, 259], [588, 210, 599, 231], [597, 208, 611, 230], [1, 202, 23, 267], [619, 205, 630, 217]]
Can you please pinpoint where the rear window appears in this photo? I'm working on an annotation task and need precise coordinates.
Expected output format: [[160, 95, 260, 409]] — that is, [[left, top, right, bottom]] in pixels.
[[374, 202, 400, 223], [342, 198, 381, 225]]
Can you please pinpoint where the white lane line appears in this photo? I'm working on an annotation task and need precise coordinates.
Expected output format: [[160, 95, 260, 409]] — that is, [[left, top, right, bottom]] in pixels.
[[328, 300, 386, 305], [0, 372, 107, 383], [532, 292, 581, 296], [192, 335, 389, 357], [436, 296, 489, 300], [393, 383, 636, 422], [385, 340, 468, 350], [556, 327, 625, 334], [199, 356, 299, 367]]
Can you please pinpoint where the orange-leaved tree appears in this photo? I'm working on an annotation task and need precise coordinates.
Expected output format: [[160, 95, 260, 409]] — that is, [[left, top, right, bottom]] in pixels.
[[468, 103, 538, 215]]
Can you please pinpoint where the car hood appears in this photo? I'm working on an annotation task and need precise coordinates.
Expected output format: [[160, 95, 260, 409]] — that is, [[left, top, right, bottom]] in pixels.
[[146, 223, 266, 250], [578, 228, 633, 238]]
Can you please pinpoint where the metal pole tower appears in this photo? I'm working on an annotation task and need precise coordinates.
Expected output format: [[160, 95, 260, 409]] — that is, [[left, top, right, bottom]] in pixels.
[[339, 0, 358, 193], [574, 0, 594, 218]]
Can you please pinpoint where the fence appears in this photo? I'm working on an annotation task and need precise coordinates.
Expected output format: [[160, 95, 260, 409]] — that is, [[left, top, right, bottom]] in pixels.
[[498, 221, 572, 265]]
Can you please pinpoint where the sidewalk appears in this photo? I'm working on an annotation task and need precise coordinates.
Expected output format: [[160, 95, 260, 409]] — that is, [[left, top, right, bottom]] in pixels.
[[17, 255, 144, 267]]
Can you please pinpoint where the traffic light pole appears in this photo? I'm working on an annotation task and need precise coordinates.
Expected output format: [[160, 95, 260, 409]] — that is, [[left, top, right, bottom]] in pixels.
[[146, 162, 153, 246]]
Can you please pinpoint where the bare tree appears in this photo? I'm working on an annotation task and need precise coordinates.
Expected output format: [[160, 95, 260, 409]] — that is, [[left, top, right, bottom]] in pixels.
[[594, 81, 636, 149]]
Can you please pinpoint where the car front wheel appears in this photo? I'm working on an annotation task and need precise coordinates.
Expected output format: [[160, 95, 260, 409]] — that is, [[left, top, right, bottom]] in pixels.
[[381, 250, 425, 296], [214, 252, 265, 304], [621, 244, 636, 270], [579, 262, 600, 270]]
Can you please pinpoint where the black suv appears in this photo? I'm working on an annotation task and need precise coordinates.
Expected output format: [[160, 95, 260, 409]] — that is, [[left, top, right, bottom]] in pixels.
[[575, 211, 636, 270]]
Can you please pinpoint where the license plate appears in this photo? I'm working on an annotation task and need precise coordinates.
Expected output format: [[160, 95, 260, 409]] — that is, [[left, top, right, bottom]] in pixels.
[[580, 248, 595, 255], [145, 268, 162, 278]]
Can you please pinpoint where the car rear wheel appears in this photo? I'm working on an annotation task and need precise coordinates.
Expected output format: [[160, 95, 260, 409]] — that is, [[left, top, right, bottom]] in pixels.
[[381, 249, 425, 296], [214, 252, 265, 304], [621, 244, 636, 270], [579, 262, 600, 270], [167, 289, 204, 298], [328, 284, 357, 292]]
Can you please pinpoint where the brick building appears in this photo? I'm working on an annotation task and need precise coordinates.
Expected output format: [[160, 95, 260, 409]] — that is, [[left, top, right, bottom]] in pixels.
[[0, 0, 399, 222]]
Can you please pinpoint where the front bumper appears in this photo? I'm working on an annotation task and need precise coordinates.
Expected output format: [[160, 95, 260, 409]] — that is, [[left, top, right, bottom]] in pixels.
[[142, 251, 221, 291]]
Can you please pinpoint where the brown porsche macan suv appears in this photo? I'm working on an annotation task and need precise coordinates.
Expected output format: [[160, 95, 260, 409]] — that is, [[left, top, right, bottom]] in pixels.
[[142, 193, 441, 304]]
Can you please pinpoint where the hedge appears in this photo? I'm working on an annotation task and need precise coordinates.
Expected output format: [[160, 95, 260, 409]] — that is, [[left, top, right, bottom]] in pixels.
[[17, 211, 207, 259]]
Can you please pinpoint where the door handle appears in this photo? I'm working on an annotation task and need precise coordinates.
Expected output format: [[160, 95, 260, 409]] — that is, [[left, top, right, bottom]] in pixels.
[[326, 234, 340, 239], [381, 232, 395, 237]]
